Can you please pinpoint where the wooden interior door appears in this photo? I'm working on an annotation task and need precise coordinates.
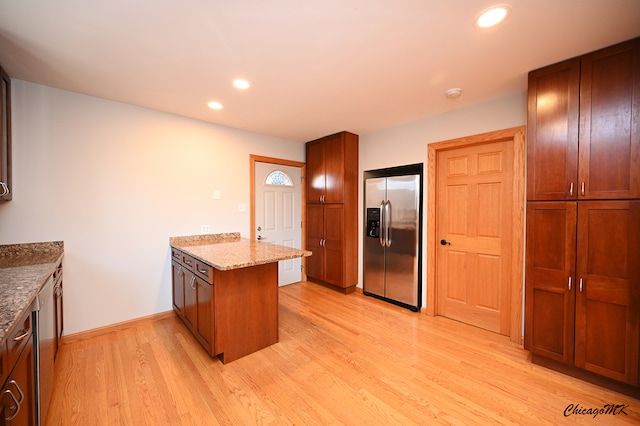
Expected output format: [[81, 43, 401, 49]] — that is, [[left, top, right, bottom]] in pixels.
[[575, 200, 640, 385], [436, 140, 514, 334]]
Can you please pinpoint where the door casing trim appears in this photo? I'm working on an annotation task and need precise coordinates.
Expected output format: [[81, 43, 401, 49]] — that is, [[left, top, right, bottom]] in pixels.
[[250, 154, 307, 282], [426, 126, 525, 344]]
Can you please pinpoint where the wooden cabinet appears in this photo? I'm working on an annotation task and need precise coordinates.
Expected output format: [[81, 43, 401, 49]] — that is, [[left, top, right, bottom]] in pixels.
[[53, 261, 64, 361], [575, 201, 639, 385], [1, 308, 35, 426], [305, 131, 358, 293], [171, 249, 213, 354], [170, 246, 279, 363], [526, 201, 640, 386], [525, 202, 576, 366], [525, 37, 640, 392], [527, 38, 640, 201], [306, 203, 346, 287], [0, 64, 11, 202], [171, 248, 185, 319], [579, 41, 640, 200]]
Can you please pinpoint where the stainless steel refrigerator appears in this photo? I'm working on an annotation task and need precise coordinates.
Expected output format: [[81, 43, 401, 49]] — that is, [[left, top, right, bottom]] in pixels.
[[363, 164, 422, 311]]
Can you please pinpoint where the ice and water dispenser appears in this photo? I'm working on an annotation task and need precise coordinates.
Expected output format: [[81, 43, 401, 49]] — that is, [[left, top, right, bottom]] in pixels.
[[366, 207, 380, 238]]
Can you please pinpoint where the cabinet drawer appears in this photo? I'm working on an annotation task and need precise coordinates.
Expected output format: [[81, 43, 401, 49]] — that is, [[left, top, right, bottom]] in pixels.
[[171, 247, 182, 263], [181, 253, 196, 271], [6, 308, 32, 371], [194, 259, 214, 284]]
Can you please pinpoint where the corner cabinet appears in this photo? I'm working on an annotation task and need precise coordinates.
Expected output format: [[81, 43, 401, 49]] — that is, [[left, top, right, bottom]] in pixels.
[[0, 64, 11, 201], [305, 131, 358, 293], [525, 37, 640, 394]]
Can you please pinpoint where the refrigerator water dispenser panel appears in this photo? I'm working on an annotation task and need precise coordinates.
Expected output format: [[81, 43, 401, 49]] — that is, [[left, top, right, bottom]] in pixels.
[[366, 208, 380, 238]]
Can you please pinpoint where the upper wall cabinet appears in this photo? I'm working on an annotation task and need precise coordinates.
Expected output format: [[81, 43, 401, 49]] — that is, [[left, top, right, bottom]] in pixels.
[[0, 64, 11, 201], [527, 37, 640, 201], [306, 132, 358, 204]]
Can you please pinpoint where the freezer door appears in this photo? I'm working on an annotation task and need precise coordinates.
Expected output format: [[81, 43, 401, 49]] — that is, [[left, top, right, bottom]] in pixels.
[[384, 175, 420, 307], [363, 178, 386, 297]]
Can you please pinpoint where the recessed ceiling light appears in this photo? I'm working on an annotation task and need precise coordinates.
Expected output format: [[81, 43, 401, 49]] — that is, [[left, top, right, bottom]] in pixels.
[[475, 4, 511, 28], [208, 101, 223, 110], [233, 79, 250, 90]]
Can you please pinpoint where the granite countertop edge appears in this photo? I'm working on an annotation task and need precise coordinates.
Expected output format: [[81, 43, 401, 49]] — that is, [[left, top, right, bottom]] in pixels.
[[170, 233, 311, 271], [0, 242, 64, 348]]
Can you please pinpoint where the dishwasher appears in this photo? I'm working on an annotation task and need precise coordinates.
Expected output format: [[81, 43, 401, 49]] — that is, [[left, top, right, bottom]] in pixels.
[[33, 274, 55, 425]]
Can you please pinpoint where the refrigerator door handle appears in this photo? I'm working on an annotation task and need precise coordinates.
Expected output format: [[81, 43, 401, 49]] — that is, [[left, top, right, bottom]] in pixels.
[[379, 201, 385, 247], [385, 200, 392, 247]]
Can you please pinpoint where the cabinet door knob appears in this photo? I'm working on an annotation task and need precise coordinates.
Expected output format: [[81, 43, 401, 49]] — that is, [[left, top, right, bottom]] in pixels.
[[581, 182, 585, 196], [569, 182, 574, 197], [568, 276, 572, 290], [579, 278, 583, 292]]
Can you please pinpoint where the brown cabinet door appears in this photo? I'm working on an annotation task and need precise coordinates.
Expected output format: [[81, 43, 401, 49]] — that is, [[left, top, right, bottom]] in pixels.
[[322, 134, 345, 203], [195, 277, 213, 353], [306, 139, 325, 203], [524, 202, 577, 365], [575, 200, 640, 386], [323, 204, 344, 286], [579, 39, 640, 199], [171, 260, 185, 317], [183, 271, 197, 330], [0, 66, 11, 202], [305, 203, 324, 280], [2, 338, 35, 426], [527, 58, 580, 201]]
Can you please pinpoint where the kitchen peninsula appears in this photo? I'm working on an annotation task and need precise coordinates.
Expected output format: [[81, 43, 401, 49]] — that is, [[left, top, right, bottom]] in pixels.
[[169, 233, 310, 363]]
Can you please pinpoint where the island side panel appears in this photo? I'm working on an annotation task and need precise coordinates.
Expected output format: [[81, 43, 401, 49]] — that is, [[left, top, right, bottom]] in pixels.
[[214, 262, 279, 364]]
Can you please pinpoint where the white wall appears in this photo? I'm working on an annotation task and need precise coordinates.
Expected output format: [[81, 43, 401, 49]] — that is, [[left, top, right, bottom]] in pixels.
[[358, 91, 528, 308], [0, 80, 304, 334]]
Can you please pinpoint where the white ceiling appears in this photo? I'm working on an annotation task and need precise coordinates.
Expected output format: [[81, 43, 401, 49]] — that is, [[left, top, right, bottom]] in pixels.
[[1, 1, 639, 142]]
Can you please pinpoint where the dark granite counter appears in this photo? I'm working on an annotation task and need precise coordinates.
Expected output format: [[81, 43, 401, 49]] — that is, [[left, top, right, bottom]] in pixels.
[[0, 242, 64, 347]]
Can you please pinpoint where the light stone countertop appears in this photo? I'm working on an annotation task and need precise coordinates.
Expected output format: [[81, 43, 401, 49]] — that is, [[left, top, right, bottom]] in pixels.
[[170, 233, 311, 271], [0, 242, 64, 348]]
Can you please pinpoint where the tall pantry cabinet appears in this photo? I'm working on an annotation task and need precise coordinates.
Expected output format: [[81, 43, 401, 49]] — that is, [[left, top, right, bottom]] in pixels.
[[525, 37, 640, 391], [305, 131, 358, 293]]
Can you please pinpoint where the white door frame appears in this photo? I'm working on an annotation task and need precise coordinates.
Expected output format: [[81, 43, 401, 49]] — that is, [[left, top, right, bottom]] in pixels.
[[426, 126, 525, 344], [250, 154, 307, 282]]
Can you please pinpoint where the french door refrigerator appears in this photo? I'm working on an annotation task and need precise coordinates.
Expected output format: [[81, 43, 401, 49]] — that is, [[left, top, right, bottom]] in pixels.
[[363, 164, 422, 311]]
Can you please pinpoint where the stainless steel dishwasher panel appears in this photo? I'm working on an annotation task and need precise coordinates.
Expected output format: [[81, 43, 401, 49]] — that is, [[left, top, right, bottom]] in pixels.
[[34, 275, 55, 426]]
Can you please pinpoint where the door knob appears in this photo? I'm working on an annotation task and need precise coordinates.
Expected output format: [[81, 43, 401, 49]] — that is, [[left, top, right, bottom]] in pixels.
[[257, 226, 262, 231], [440, 239, 451, 246]]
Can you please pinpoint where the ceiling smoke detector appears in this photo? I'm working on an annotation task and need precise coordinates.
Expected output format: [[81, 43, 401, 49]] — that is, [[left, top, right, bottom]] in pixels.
[[445, 88, 462, 99]]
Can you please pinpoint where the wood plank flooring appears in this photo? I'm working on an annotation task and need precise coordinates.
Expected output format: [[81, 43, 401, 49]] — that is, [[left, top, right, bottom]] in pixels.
[[46, 282, 639, 425]]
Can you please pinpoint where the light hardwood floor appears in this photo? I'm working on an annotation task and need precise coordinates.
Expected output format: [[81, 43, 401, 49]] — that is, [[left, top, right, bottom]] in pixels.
[[47, 282, 639, 425]]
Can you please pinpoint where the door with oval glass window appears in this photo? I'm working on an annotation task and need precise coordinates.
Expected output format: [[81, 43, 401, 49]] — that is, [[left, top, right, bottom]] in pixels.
[[255, 162, 302, 286]]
